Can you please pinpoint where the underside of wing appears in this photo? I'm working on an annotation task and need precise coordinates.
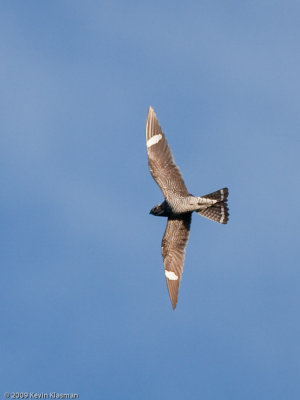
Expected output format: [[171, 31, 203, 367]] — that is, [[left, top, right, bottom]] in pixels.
[[161, 213, 192, 309], [146, 106, 189, 199]]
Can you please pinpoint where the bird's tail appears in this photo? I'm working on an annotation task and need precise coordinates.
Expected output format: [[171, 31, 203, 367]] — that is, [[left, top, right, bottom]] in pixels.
[[196, 188, 229, 224]]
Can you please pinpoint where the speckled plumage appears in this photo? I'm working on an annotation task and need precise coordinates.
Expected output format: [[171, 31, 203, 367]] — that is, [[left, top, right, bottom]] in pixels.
[[146, 106, 229, 309]]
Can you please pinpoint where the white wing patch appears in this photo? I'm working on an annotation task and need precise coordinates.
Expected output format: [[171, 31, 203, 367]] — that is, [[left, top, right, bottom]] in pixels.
[[147, 134, 162, 148], [165, 270, 179, 280]]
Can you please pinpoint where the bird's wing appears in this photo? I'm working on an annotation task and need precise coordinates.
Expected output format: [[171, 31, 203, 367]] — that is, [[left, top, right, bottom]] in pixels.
[[146, 106, 189, 199], [161, 213, 192, 309]]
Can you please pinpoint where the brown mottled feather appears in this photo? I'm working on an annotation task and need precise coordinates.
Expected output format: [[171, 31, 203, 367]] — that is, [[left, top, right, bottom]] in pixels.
[[146, 107, 189, 199], [197, 201, 229, 224], [202, 187, 229, 202], [161, 213, 192, 309]]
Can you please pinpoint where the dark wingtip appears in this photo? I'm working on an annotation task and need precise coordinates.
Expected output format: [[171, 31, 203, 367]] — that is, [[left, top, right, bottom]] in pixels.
[[171, 298, 177, 310]]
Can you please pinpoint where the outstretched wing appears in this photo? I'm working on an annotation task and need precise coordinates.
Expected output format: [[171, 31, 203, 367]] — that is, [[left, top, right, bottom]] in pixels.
[[146, 106, 189, 199], [161, 213, 192, 309]]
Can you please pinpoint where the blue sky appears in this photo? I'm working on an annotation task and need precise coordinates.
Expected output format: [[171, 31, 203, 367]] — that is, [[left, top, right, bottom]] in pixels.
[[1, 1, 300, 398]]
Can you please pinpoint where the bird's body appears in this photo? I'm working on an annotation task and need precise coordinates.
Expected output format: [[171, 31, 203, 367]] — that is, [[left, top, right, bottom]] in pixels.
[[150, 195, 222, 216], [146, 107, 229, 309]]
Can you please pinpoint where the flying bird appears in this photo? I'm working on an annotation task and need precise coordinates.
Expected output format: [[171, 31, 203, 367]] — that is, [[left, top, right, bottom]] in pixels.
[[146, 106, 229, 309]]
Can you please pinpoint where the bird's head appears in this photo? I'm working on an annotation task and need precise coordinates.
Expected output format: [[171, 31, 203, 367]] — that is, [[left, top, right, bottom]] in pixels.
[[149, 202, 169, 217]]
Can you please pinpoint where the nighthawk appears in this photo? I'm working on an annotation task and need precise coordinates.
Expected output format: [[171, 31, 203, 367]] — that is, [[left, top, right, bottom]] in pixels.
[[146, 106, 229, 309]]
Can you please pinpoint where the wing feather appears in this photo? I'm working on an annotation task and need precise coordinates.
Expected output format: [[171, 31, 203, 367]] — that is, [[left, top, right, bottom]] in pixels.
[[146, 107, 189, 199], [161, 213, 192, 309]]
